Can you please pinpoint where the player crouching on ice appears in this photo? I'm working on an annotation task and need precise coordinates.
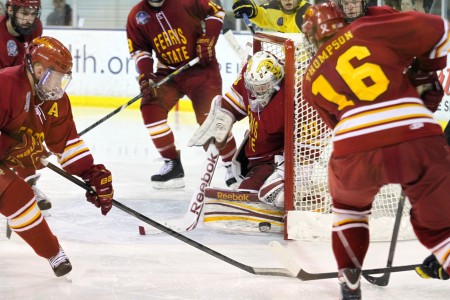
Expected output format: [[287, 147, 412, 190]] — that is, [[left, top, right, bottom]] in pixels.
[[189, 51, 289, 207], [0, 36, 114, 278]]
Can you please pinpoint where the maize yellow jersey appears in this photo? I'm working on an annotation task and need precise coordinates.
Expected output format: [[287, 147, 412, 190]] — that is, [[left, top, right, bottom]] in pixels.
[[251, 0, 310, 33]]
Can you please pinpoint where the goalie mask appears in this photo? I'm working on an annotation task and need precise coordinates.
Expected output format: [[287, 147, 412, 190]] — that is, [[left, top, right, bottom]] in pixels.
[[6, 0, 41, 36], [27, 36, 73, 101], [244, 51, 284, 113], [302, 1, 347, 50], [147, 0, 165, 8], [337, 0, 367, 23]]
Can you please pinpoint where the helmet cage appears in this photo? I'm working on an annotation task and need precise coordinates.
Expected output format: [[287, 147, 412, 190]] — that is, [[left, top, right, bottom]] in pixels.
[[7, 0, 41, 36], [244, 51, 284, 112], [27, 36, 73, 101], [337, 0, 367, 23]]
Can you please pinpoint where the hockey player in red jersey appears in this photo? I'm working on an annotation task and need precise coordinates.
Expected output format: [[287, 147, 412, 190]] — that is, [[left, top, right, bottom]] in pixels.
[[126, 0, 237, 189], [0, 36, 114, 277], [337, 0, 398, 23], [188, 51, 288, 208], [0, 0, 52, 212], [301, 2, 450, 299]]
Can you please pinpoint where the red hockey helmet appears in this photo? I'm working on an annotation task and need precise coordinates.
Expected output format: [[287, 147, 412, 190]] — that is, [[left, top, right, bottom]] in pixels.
[[7, 0, 41, 7], [302, 1, 347, 49], [27, 36, 73, 101]]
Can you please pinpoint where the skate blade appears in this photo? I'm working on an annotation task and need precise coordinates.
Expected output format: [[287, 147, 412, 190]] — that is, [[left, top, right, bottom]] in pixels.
[[151, 178, 185, 190]]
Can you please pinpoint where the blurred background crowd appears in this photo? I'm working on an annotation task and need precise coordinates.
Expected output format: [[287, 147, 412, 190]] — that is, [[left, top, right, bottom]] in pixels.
[[0, 0, 448, 30]]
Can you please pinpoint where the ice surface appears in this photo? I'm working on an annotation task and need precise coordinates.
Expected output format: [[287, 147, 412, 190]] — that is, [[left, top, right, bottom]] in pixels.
[[0, 108, 448, 299]]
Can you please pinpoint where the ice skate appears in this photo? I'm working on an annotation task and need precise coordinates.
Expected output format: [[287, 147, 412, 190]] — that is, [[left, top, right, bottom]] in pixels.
[[224, 163, 238, 189], [26, 174, 52, 212], [339, 268, 362, 300], [48, 246, 72, 278], [151, 155, 185, 189]]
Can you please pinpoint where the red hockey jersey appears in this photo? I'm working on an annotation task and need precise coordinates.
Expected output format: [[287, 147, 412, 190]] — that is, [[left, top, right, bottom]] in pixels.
[[222, 72, 285, 166], [0, 15, 43, 69], [126, 0, 224, 74], [0, 65, 94, 177], [302, 11, 450, 156]]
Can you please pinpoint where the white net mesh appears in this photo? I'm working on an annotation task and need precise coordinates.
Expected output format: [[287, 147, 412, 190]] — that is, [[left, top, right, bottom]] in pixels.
[[254, 32, 415, 241]]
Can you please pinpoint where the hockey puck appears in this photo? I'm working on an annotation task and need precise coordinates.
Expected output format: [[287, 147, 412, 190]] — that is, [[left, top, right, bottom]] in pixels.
[[258, 222, 271, 232]]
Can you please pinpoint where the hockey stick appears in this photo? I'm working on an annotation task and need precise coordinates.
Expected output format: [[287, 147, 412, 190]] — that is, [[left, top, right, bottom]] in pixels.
[[5, 58, 201, 239], [138, 143, 219, 234], [222, 28, 253, 70], [222, 28, 246, 61], [269, 241, 420, 281], [78, 57, 200, 136], [362, 190, 407, 286], [6, 221, 12, 239], [242, 13, 256, 35], [40, 157, 291, 278]]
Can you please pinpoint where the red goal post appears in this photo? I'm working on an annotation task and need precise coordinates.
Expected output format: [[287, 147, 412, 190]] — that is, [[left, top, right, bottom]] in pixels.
[[252, 32, 415, 241]]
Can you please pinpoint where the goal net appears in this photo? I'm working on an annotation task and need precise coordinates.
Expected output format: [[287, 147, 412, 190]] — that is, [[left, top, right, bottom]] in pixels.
[[252, 32, 415, 241]]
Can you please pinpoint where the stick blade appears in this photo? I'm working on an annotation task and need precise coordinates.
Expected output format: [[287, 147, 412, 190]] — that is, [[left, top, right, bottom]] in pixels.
[[138, 219, 187, 235], [268, 241, 301, 276], [362, 273, 390, 286]]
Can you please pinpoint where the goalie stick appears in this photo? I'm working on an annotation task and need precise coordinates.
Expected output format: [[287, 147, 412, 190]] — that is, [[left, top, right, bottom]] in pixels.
[[78, 57, 200, 136], [222, 28, 246, 61], [269, 241, 420, 281], [138, 143, 219, 235], [39, 157, 292, 278]]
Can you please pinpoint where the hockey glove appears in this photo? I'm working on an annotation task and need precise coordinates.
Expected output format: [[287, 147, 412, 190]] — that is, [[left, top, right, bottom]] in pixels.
[[138, 73, 159, 103], [3, 132, 49, 170], [82, 164, 114, 216], [407, 70, 443, 112], [415, 254, 450, 280], [232, 0, 258, 19], [196, 34, 216, 66]]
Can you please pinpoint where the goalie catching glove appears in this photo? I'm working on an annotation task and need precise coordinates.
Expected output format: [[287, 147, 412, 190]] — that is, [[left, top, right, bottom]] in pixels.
[[188, 96, 235, 149], [196, 34, 216, 66], [415, 254, 449, 280], [232, 0, 258, 19], [82, 164, 114, 216], [3, 132, 49, 170]]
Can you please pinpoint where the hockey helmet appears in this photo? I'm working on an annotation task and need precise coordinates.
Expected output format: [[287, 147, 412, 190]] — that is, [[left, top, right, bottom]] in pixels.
[[27, 36, 73, 101], [302, 1, 347, 50], [244, 51, 284, 113], [337, 0, 368, 23]]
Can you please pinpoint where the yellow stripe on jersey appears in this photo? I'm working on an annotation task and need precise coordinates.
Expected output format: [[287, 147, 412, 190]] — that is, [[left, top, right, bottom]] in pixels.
[[333, 98, 438, 142], [58, 138, 91, 167], [8, 199, 43, 232]]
